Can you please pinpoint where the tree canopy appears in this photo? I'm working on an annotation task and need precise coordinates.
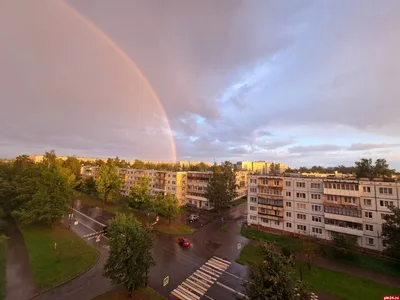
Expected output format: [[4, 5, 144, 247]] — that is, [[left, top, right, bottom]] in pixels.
[[103, 213, 155, 297], [204, 161, 237, 212], [355, 158, 394, 179], [158, 193, 180, 225], [245, 244, 311, 300], [96, 161, 122, 203], [126, 176, 152, 211], [382, 205, 400, 258]]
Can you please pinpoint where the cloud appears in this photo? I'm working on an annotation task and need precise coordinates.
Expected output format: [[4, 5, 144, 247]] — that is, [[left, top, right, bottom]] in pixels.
[[288, 145, 343, 154], [348, 143, 400, 151]]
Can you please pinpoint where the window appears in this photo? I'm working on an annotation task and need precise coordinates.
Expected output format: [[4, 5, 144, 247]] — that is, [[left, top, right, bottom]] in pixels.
[[250, 215, 257, 221], [286, 191, 291, 197], [311, 194, 321, 200], [296, 182, 306, 188], [250, 179, 257, 184], [250, 206, 257, 211], [311, 183, 321, 189], [312, 204, 322, 212], [285, 181, 291, 187], [381, 213, 388, 220], [365, 224, 373, 231], [366, 237, 374, 245], [274, 220, 280, 225], [379, 187, 393, 195], [250, 197, 257, 203], [286, 212, 292, 217], [261, 217, 269, 223], [296, 203, 306, 210], [274, 180, 280, 186], [297, 213, 306, 220], [344, 197, 356, 204], [286, 222, 292, 228], [380, 200, 394, 207], [171, 181, 176, 184], [364, 212, 372, 219], [327, 195, 337, 202], [364, 199, 372, 206], [312, 227, 322, 234], [296, 193, 306, 199], [312, 216, 322, 222], [363, 186, 371, 193], [297, 224, 307, 231], [250, 187, 257, 193], [286, 201, 292, 207]]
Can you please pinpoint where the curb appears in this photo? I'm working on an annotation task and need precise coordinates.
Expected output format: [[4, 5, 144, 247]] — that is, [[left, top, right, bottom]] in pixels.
[[28, 249, 101, 300]]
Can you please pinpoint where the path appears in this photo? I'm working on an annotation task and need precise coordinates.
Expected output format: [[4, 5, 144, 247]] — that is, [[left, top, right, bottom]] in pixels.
[[3, 217, 37, 300]]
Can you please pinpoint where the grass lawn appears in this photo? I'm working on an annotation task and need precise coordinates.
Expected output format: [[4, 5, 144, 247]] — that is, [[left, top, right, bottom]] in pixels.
[[154, 222, 194, 235], [219, 223, 228, 232], [323, 247, 400, 278], [297, 261, 400, 300], [236, 244, 400, 300], [21, 225, 98, 291], [74, 192, 123, 214], [235, 244, 264, 266], [241, 227, 302, 252], [232, 197, 247, 207], [0, 241, 6, 300], [91, 287, 165, 300]]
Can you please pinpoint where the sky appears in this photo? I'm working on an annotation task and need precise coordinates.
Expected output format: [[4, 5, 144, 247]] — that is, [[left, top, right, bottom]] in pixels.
[[1, 0, 400, 169]]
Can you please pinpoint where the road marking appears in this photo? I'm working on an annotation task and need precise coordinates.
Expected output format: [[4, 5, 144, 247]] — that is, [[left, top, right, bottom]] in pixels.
[[72, 217, 109, 240], [212, 256, 230, 265], [73, 208, 106, 227], [216, 282, 248, 299], [171, 256, 231, 299]]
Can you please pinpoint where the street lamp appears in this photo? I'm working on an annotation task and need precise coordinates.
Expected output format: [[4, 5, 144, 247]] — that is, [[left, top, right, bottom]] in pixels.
[[68, 197, 74, 229]]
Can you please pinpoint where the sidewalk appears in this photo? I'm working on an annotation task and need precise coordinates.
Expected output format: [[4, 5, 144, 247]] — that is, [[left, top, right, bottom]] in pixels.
[[3, 217, 38, 300]]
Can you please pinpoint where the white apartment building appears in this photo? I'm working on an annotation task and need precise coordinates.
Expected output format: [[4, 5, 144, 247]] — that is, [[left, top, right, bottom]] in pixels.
[[247, 174, 399, 251], [81, 166, 247, 209]]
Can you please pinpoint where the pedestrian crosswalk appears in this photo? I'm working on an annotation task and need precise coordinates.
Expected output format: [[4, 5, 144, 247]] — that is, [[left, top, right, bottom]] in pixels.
[[171, 256, 231, 300]]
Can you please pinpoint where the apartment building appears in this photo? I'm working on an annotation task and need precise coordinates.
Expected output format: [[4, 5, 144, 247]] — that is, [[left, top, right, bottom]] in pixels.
[[118, 169, 187, 206], [186, 171, 212, 209], [81, 165, 100, 180], [236, 161, 289, 174], [247, 174, 399, 251]]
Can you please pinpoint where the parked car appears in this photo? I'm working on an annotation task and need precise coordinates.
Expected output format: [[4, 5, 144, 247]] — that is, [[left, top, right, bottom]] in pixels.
[[178, 237, 191, 248], [188, 214, 199, 222]]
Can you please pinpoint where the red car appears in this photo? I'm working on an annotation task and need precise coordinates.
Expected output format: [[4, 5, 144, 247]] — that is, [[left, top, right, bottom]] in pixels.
[[178, 237, 191, 248]]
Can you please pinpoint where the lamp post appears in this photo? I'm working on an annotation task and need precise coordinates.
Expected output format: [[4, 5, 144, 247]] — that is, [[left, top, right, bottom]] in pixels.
[[68, 197, 74, 229]]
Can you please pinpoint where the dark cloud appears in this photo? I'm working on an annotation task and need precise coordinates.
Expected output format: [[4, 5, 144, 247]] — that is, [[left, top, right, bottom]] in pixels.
[[348, 143, 400, 151]]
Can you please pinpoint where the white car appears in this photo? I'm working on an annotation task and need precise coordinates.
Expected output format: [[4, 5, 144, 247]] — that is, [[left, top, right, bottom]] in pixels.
[[188, 214, 199, 222]]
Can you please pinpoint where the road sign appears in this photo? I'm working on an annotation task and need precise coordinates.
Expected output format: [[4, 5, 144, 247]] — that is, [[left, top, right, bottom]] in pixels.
[[163, 276, 169, 287], [237, 242, 242, 250], [96, 235, 101, 243], [74, 221, 78, 225]]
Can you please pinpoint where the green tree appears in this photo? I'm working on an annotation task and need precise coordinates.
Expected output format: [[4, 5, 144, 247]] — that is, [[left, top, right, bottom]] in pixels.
[[96, 161, 122, 203], [13, 154, 34, 174], [204, 161, 237, 213], [382, 205, 400, 258], [245, 244, 311, 300], [355, 158, 374, 179], [269, 163, 281, 175], [126, 177, 152, 211], [0, 169, 15, 214], [158, 193, 180, 225], [62, 156, 82, 179], [373, 158, 394, 178], [103, 213, 155, 298], [131, 160, 145, 169], [13, 165, 74, 226], [80, 177, 97, 196]]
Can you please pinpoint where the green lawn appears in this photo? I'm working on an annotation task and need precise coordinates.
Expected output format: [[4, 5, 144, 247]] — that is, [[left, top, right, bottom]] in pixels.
[[235, 244, 264, 266], [21, 225, 99, 291], [232, 197, 247, 206], [219, 223, 228, 232], [236, 244, 400, 300], [0, 241, 6, 300], [74, 193, 123, 214], [154, 222, 194, 235], [297, 261, 400, 300], [241, 227, 302, 252], [91, 287, 165, 300]]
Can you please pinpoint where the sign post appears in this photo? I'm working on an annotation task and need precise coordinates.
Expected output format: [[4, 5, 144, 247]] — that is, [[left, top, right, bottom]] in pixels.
[[163, 276, 169, 287], [237, 242, 242, 250]]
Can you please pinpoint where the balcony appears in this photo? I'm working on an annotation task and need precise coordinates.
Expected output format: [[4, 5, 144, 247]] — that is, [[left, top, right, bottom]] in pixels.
[[324, 213, 361, 223], [154, 185, 166, 190], [323, 188, 360, 197], [325, 224, 363, 237]]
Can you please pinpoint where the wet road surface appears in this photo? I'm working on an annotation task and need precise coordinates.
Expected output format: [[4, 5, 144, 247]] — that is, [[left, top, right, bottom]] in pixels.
[[4, 217, 38, 300], [55, 201, 250, 300]]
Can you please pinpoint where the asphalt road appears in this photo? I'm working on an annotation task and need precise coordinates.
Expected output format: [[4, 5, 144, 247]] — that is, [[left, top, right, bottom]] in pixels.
[[51, 201, 250, 300]]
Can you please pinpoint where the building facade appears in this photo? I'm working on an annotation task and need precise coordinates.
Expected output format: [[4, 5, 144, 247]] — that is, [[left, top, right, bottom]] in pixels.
[[81, 166, 247, 209], [247, 174, 399, 251]]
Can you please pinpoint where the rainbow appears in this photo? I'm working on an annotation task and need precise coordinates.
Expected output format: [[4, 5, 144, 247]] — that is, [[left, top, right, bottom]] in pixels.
[[59, 0, 177, 162]]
